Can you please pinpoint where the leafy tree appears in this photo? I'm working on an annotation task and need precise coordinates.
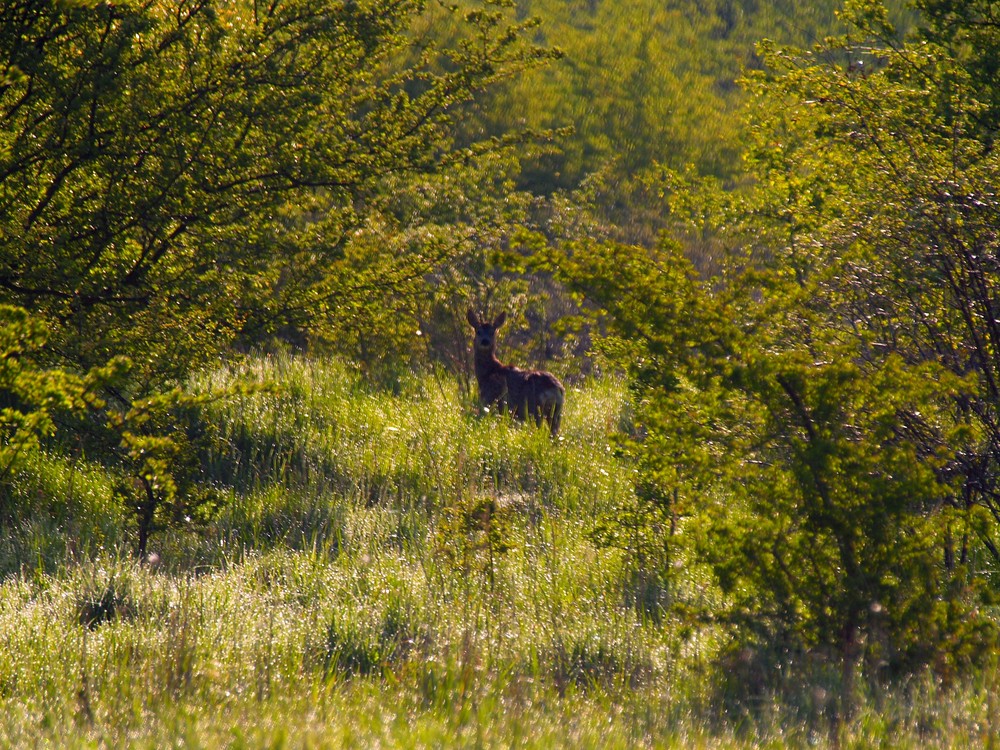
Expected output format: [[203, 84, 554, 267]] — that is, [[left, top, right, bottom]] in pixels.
[[543, 0, 1000, 704], [0, 0, 552, 382], [0, 0, 555, 551], [736, 0, 1000, 573], [545, 233, 993, 724], [741, 0, 1000, 679]]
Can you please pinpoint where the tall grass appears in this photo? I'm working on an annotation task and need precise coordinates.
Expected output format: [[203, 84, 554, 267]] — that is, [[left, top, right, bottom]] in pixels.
[[0, 353, 996, 747]]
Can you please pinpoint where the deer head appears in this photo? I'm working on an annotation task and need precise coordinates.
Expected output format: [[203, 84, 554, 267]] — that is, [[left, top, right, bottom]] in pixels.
[[466, 309, 507, 356]]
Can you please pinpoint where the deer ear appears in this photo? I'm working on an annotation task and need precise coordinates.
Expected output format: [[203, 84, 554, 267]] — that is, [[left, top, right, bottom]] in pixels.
[[493, 311, 507, 328], [466, 309, 481, 328]]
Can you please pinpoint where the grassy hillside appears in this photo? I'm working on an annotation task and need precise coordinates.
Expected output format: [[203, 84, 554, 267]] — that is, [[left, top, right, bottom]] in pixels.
[[0, 355, 995, 747]]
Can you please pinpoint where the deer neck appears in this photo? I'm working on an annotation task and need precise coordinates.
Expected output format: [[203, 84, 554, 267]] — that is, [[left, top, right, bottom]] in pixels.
[[474, 349, 506, 380]]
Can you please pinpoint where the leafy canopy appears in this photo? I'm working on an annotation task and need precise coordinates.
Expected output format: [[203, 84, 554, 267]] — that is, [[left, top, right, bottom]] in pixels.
[[0, 0, 555, 552]]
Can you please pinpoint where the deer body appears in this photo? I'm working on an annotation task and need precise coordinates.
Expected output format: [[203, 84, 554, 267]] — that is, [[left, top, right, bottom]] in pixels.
[[467, 309, 565, 436]]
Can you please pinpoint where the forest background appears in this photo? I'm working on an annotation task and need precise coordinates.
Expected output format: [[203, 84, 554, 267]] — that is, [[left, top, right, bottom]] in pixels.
[[2, 0, 1000, 746]]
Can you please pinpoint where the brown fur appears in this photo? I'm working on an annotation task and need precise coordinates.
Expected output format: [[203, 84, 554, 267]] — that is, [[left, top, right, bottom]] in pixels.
[[467, 309, 565, 437]]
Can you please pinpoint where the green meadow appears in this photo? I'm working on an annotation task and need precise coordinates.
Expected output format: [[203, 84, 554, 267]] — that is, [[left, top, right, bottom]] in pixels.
[[0, 354, 995, 748]]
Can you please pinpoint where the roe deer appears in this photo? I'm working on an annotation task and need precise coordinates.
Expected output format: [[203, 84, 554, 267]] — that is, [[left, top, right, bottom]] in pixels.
[[467, 309, 565, 436]]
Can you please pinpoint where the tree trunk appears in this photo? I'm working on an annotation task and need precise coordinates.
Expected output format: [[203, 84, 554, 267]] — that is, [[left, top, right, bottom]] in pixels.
[[137, 477, 156, 560]]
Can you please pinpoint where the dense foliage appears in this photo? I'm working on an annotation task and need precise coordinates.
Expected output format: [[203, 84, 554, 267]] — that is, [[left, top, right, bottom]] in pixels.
[[0, 0, 553, 548], [539, 0, 1000, 708], [2, 0, 1000, 739]]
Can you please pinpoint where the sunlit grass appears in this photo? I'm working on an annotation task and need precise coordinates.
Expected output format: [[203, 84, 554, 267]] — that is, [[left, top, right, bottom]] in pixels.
[[0, 353, 996, 747]]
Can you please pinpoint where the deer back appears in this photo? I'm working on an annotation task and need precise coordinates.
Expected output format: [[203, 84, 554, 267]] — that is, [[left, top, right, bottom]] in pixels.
[[502, 366, 564, 418]]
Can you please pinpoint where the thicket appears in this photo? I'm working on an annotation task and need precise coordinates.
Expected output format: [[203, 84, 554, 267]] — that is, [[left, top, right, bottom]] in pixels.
[[536, 0, 1000, 714]]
